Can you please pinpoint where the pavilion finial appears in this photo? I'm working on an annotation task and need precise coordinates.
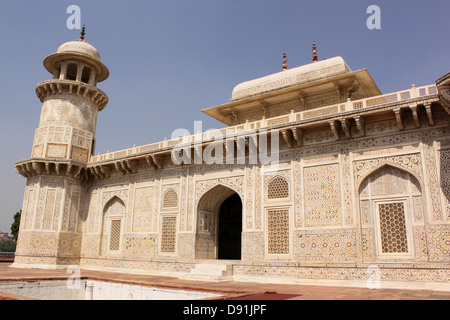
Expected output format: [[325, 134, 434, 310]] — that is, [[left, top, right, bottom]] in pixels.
[[80, 25, 86, 40], [312, 41, 318, 63], [282, 50, 288, 71]]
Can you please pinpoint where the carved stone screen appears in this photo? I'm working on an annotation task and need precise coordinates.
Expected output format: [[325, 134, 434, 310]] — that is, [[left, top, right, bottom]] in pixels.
[[267, 177, 289, 199], [161, 216, 177, 253], [267, 209, 289, 254], [109, 220, 122, 251], [163, 189, 178, 209], [378, 202, 408, 253]]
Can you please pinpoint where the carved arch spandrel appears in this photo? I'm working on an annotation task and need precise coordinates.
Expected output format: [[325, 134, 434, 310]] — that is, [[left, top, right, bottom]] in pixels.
[[195, 176, 244, 203], [353, 153, 423, 191]]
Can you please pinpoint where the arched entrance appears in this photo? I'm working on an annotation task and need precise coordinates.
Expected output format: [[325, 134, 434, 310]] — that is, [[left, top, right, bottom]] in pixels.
[[195, 185, 242, 260]]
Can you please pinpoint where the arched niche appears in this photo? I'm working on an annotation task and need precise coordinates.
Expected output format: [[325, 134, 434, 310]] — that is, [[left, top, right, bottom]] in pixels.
[[100, 196, 126, 255], [358, 164, 424, 258]]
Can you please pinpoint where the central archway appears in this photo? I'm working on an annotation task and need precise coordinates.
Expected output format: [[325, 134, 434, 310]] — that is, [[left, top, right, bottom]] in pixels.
[[195, 185, 243, 260]]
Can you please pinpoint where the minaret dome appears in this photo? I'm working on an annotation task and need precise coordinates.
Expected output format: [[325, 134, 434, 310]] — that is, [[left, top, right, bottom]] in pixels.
[[43, 39, 109, 84]]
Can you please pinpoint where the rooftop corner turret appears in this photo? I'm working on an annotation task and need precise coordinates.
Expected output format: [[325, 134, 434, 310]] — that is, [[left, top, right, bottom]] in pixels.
[[16, 28, 110, 179], [36, 26, 109, 111]]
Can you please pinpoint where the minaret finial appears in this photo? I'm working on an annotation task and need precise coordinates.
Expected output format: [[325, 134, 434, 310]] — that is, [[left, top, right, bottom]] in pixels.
[[282, 50, 288, 71], [312, 41, 318, 63], [80, 25, 86, 40]]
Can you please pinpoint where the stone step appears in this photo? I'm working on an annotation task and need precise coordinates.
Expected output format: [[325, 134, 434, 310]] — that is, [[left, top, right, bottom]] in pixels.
[[191, 263, 233, 275], [180, 263, 233, 282]]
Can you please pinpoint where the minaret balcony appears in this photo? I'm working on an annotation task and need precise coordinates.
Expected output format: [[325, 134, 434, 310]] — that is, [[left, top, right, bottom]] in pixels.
[[35, 79, 108, 111]]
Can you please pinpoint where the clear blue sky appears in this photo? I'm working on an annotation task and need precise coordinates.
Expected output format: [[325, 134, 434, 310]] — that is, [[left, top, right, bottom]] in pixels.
[[0, 0, 449, 233]]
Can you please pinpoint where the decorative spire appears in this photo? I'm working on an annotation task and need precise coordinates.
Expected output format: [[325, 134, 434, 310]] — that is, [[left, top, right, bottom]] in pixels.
[[282, 50, 288, 71], [80, 25, 86, 40], [312, 41, 318, 63]]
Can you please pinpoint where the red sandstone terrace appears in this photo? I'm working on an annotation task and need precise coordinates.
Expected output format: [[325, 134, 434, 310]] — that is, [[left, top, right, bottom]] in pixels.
[[1, 263, 450, 300]]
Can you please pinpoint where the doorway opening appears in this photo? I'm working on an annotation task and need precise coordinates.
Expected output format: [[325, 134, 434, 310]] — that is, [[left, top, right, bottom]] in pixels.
[[195, 185, 243, 260], [218, 193, 242, 260]]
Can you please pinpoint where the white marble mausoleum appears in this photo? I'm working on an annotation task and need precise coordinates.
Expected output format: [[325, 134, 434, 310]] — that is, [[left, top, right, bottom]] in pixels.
[[13, 32, 450, 290]]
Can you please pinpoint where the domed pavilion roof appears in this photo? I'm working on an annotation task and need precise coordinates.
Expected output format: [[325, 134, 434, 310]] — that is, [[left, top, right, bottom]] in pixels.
[[43, 28, 109, 82]]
